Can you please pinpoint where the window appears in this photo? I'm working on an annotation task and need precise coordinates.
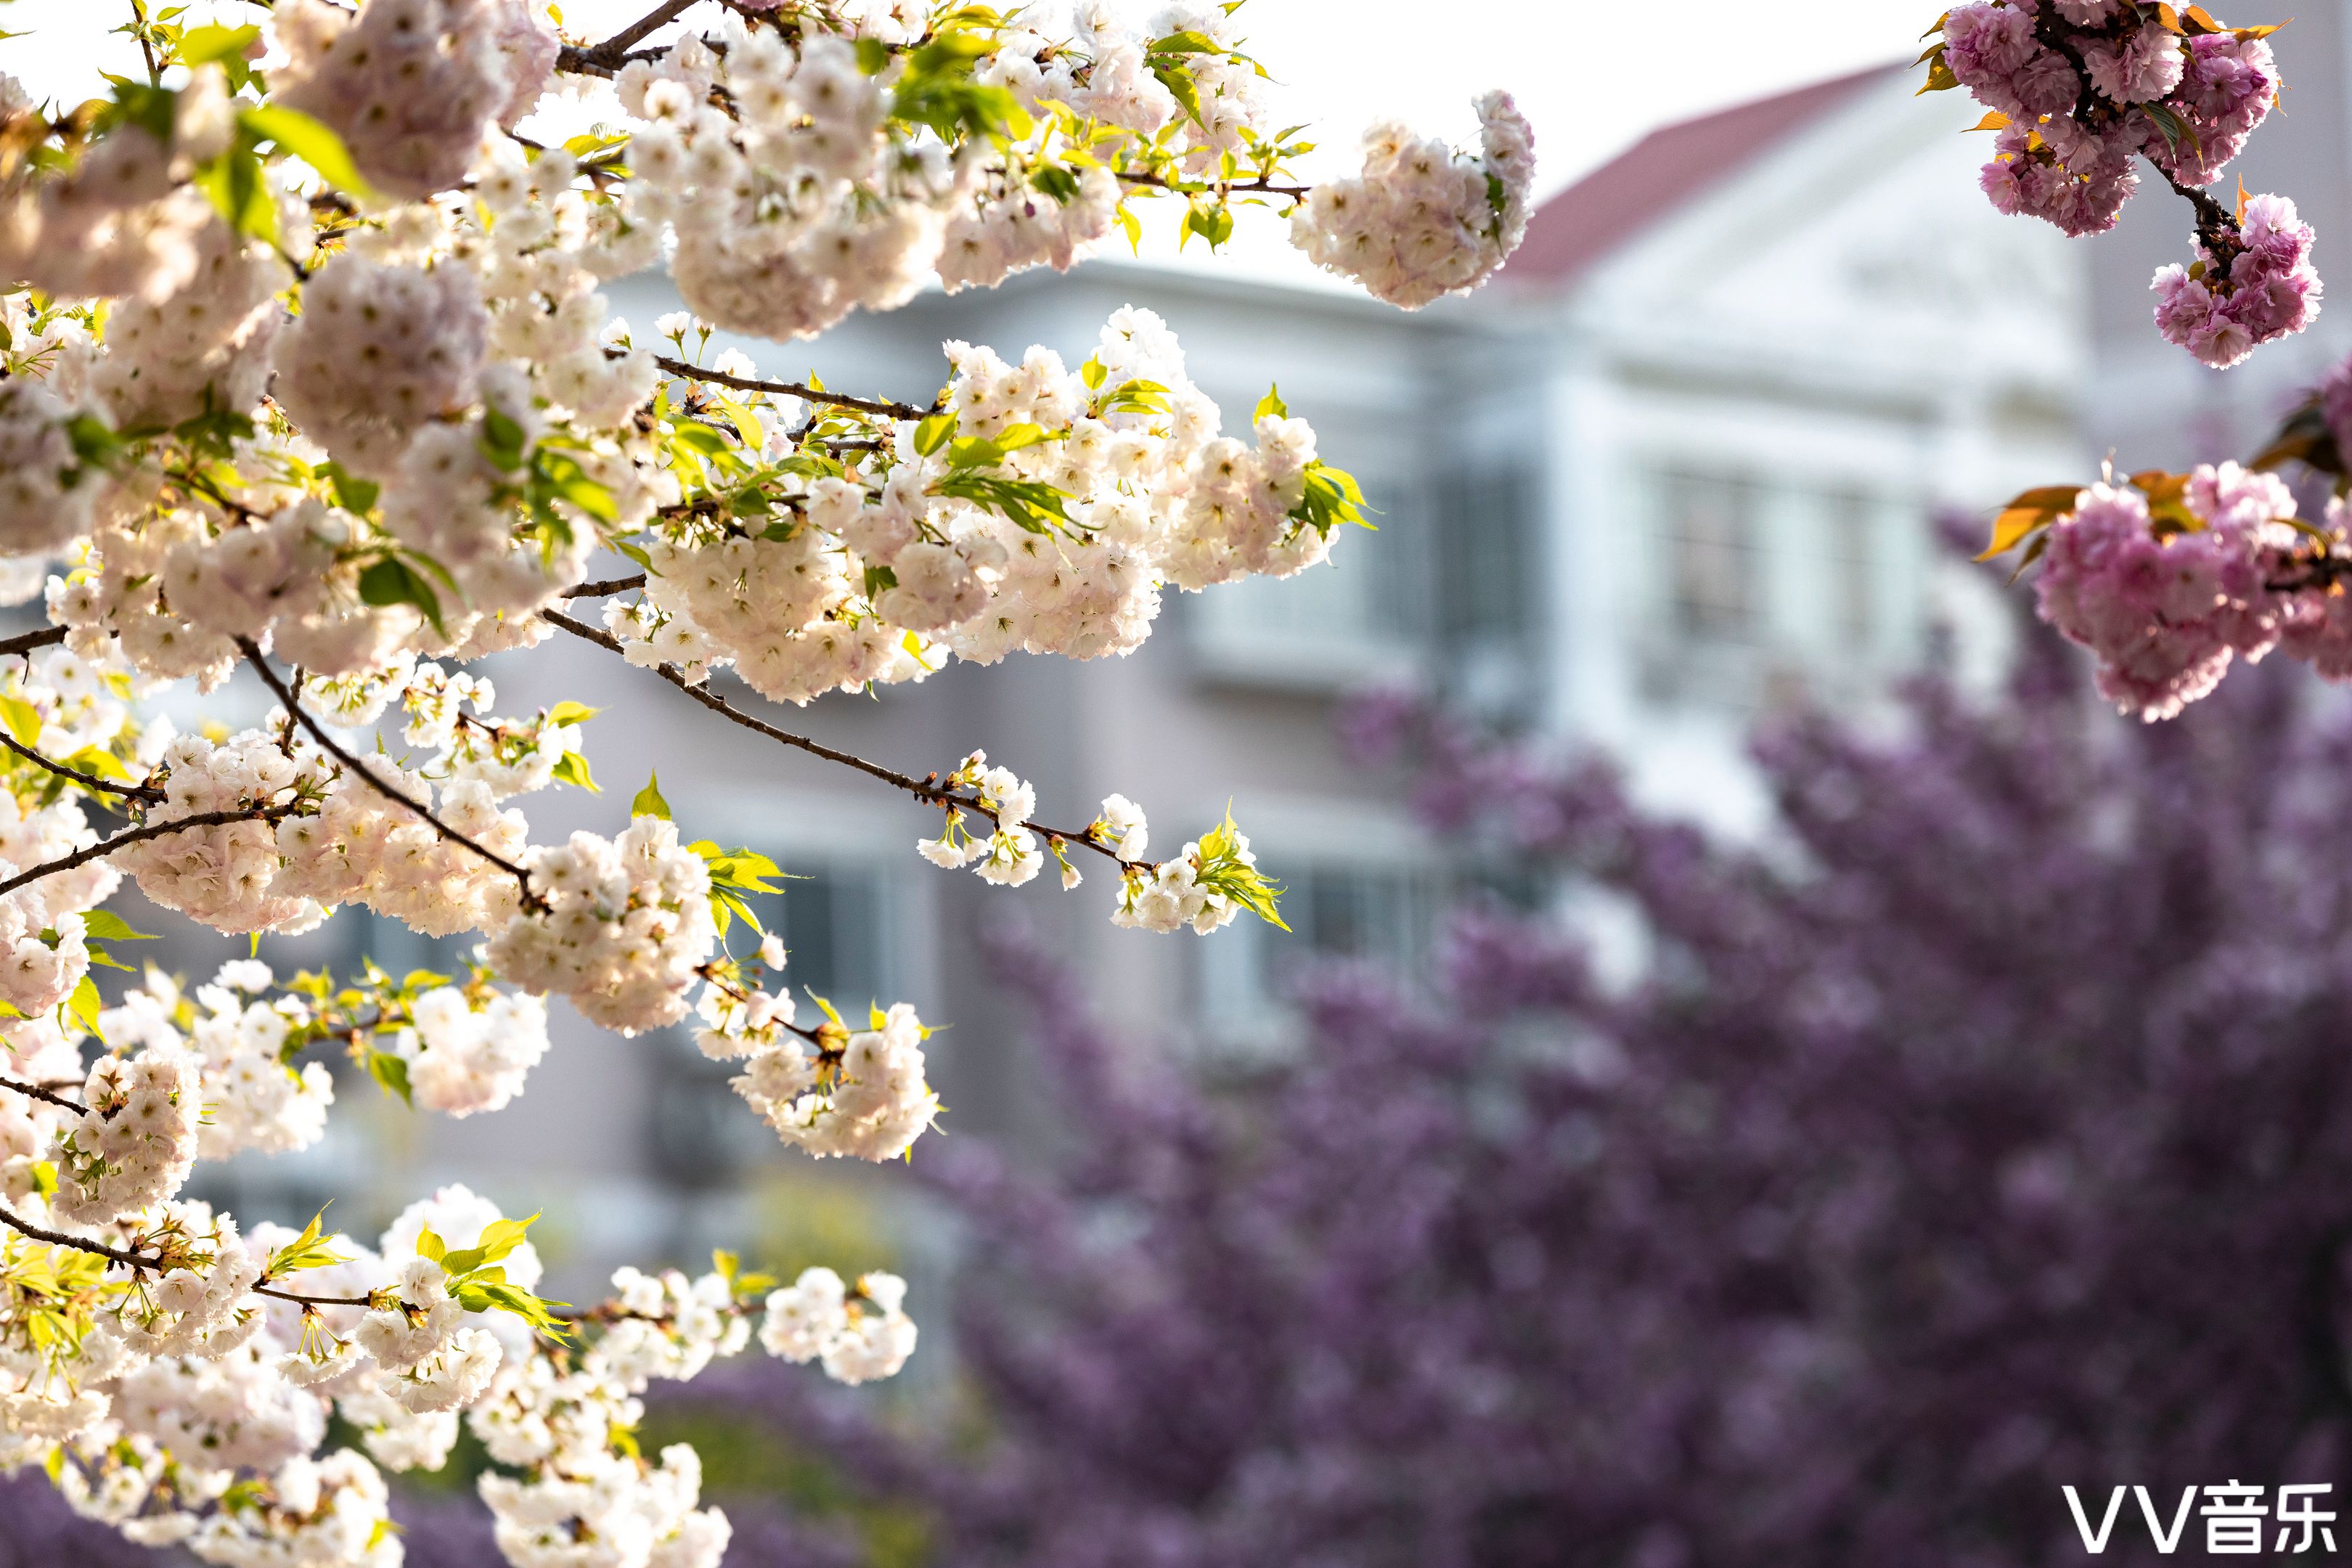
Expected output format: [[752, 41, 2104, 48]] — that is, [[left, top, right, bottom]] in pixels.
[[1825, 490, 1875, 653], [645, 860, 896, 1188], [1437, 465, 1540, 644], [1196, 859, 1435, 1040], [1659, 470, 1762, 644], [1185, 465, 1428, 689]]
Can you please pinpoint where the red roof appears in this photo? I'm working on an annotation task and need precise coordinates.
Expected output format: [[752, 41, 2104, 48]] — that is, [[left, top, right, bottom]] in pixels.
[[1504, 63, 1903, 287]]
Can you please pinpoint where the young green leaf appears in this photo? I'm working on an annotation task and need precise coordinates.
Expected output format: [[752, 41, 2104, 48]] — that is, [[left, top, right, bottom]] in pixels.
[[238, 105, 375, 197], [80, 910, 158, 943], [632, 772, 671, 820]]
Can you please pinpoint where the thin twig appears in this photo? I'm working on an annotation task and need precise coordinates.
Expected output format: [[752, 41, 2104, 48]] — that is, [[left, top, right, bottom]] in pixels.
[[0, 627, 66, 662], [656, 355, 937, 422], [1116, 170, 1311, 201], [240, 644, 544, 910], [252, 1283, 375, 1309], [0, 806, 302, 899], [0, 732, 162, 804], [0, 1074, 83, 1114], [0, 1203, 162, 1272], [564, 575, 649, 600], [1, 1200, 376, 1307], [579, 0, 702, 64], [539, 609, 1138, 867]]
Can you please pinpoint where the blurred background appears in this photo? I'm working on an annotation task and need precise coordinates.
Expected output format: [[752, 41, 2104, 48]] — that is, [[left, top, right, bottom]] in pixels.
[[10, 0, 2352, 1563]]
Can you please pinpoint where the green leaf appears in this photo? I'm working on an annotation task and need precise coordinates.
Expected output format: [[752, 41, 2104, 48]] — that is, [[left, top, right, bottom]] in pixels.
[[855, 36, 892, 74], [478, 409, 529, 476], [176, 23, 258, 65], [237, 104, 374, 197], [80, 910, 157, 943], [1289, 461, 1372, 536], [669, 423, 732, 457], [714, 396, 766, 453], [415, 1224, 446, 1263], [264, 1208, 350, 1279], [934, 473, 1077, 534], [357, 557, 448, 637], [632, 772, 671, 820], [549, 750, 600, 793], [0, 693, 41, 748], [536, 449, 619, 522], [1148, 28, 1225, 54], [65, 975, 102, 1040], [914, 411, 957, 456], [1193, 809, 1288, 931], [457, 1278, 573, 1342], [319, 461, 379, 516], [367, 1050, 414, 1108], [1254, 385, 1289, 422], [545, 701, 600, 727], [470, 1212, 539, 1265]]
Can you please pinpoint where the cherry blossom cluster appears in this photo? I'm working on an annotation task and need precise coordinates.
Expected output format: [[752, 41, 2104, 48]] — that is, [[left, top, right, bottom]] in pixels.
[[271, 0, 558, 202], [46, 1050, 203, 1225], [486, 816, 718, 1035], [1, 1175, 888, 1568], [1985, 338, 2352, 716], [2149, 192, 2322, 369], [757, 1265, 919, 1385], [719, 992, 942, 1162], [1291, 91, 1535, 309], [1928, 4, 2314, 364], [604, 306, 1364, 711], [588, 4, 1527, 337]]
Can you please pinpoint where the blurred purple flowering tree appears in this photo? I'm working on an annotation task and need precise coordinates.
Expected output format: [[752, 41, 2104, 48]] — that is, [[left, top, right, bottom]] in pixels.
[[686, 622, 2352, 1568]]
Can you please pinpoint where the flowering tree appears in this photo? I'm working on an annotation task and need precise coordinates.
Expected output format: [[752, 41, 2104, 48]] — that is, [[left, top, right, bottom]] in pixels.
[[0, 0, 1535, 1561], [659, 637, 2352, 1568]]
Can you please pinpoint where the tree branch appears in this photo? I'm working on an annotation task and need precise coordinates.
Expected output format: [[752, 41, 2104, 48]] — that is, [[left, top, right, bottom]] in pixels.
[[251, 1283, 375, 1309], [239, 644, 545, 912], [1116, 170, 1311, 201], [0, 732, 162, 804], [0, 806, 303, 899], [0, 627, 67, 662], [1, 1201, 377, 1310], [0, 1202, 162, 1272], [0, 1074, 83, 1114], [539, 609, 1140, 868], [573, 0, 701, 66], [656, 355, 937, 422], [564, 575, 648, 600]]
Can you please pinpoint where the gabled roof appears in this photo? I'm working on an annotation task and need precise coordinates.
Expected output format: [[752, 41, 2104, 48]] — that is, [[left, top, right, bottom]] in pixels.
[[1503, 63, 1904, 287]]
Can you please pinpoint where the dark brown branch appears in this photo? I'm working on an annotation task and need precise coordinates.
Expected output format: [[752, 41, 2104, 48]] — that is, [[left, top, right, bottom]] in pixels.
[[0, 626, 67, 662], [0, 1203, 163, 1271], [0, 1074, 82, 1114], [0, 732, 162, 804], [655, 354, 937, 422], [240, 643, 545, 911], [573, 0, 701, 66], [1, 1200, 377, 1308], [0, 806, 303, 899], [539, 609, 1140, 868], [252, 1283, 375, 1309], [564, 575, 648, 600], [1116, 170, 1311, 201]]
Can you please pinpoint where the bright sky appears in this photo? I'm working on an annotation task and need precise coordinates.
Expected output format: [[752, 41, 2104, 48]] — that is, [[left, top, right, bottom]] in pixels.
[[0, 0, 1927, 284]]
